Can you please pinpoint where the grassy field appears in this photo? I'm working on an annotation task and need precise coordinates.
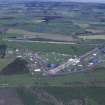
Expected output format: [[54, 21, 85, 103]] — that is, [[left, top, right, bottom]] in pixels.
[[44, 87, 105, 104], [16, 87, 105, 105], [17, 88, 38, 105], [0, 68, 105, 86], [0, 74, 35, 86], [79, 35, 105, 40], [5, 41, 94, 55], [0, 40, 99, 87], [41, 52, 70, 64], [0, 58, 15, 71], [46, 69, 105, 86]]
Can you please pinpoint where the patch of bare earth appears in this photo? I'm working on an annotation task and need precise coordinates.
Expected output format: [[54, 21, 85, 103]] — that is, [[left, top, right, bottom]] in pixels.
[[0, 88, 23, 105]]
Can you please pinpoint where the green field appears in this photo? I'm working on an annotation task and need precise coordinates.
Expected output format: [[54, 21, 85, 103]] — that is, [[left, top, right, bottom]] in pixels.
[[16, 87, 105, 105], [44, 87, 105, 104], [41, 52, 70, 64], [46, 69, 105, 86], [17, 88, 38, 105], [0, 40, 102, 86], [0, 68, 105, 86], [5, 41, 94, 55], [0, 74, 35, 86]]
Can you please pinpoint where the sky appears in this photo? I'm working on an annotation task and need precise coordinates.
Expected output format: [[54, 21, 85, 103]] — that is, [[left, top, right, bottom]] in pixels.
[[37, 0, 105, 3], [1, 0, 105, 3]]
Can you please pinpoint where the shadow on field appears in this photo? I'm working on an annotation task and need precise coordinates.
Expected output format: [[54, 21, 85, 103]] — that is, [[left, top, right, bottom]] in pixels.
[[0, 58, 29, 75]]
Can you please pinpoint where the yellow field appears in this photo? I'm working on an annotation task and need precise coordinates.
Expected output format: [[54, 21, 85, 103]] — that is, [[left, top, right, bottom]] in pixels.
[[78, 23, 89, 28], [79, 35, 105, 40]]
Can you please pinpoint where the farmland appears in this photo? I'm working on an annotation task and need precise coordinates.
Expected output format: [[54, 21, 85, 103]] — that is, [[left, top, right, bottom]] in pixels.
[[0, 68, 105, 86], [0, 87, 105, 105], [0, 1, 105, 38], [6, 28, 74, 41], [5, 41, 94, 55], [79, 35, 105, 40], [0, 1, 105, 104], [16, 87, 105, 105], [0, 0, 105, 99]]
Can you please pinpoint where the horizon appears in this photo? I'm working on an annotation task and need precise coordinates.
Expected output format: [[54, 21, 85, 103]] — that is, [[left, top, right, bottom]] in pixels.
[[0, 0, 105, 4]]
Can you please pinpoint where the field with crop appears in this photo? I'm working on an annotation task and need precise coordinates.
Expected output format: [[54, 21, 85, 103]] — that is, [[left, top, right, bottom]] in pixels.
[[79, 35, 105, 40]]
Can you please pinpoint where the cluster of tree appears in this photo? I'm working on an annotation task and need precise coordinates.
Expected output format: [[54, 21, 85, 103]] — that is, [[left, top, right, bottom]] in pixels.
[[42, 16, 63, 23], [0, 44, 7, 58]]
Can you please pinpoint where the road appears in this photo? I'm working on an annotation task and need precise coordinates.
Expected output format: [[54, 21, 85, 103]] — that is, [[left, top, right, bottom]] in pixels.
[[4, 38, 103, 46], [3, 38, 76, 45]]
